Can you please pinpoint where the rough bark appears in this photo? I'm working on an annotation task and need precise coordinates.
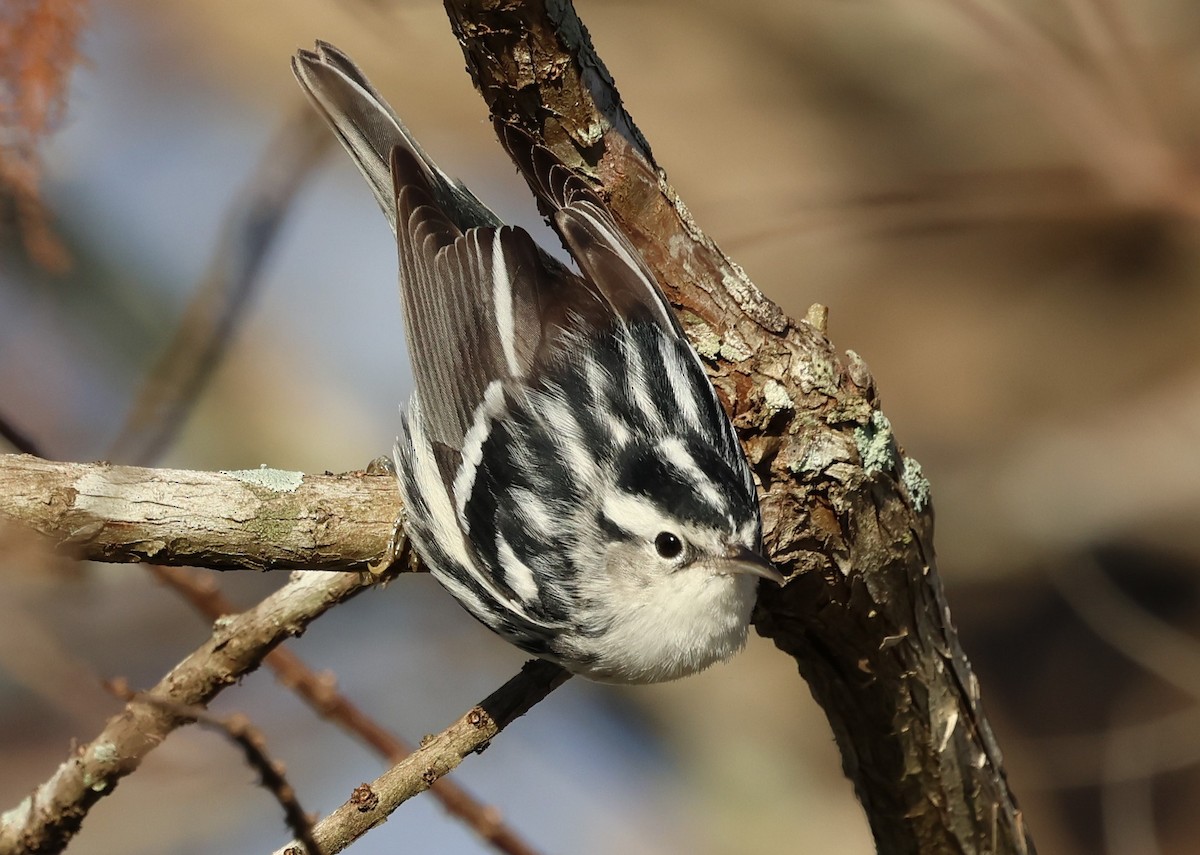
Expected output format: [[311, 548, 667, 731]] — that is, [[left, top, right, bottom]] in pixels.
[[0, 454, 399, 571], [441, 1, 1033, 852]]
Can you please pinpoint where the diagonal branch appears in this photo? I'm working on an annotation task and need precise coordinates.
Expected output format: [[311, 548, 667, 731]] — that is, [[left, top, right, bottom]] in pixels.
[[106, 108, 332, 466], [0, 565, 386, 854], [0, 447, 552, 855], [270, 660, 570, 855], [107, 681, 322, 855], [152, 565, 547, 855], [441, 1, 1034, 852]]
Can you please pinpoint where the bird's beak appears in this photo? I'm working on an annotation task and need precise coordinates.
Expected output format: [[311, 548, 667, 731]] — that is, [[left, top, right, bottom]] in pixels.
[[718, 545, 786, 585]]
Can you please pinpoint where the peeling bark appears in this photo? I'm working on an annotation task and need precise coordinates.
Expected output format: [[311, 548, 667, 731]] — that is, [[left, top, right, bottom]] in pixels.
[[0, 454, 399, 571]]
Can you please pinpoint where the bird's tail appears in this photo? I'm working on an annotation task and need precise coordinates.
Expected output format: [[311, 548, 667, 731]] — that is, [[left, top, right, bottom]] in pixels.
[[291, 41, 499, 233]]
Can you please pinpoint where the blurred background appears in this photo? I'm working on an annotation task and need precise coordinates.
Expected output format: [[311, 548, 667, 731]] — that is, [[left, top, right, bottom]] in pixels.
[[2, 0, 1200, 852]]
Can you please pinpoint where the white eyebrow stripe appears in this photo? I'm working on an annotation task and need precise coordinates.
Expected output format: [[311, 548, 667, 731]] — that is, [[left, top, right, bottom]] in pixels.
[[658, 436, 728, 514], [601, 491, 673, 540]]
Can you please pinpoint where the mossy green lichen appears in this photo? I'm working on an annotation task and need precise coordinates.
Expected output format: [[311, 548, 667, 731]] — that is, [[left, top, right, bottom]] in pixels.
[[718, 329, 752, 363], [681, 313, 722, 360], [221, 467, 304, 492], [793, 353, 840, 397], [901, 455, 932, 513], [761, 379, 794, 417], [854, 409, 897, 476], [679, 311, 755, 363]]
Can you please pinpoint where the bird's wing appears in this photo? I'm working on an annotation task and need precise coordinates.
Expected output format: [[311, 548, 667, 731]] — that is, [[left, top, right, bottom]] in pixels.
[[389, 145, 607, 463], [495, 122, 683, 337]]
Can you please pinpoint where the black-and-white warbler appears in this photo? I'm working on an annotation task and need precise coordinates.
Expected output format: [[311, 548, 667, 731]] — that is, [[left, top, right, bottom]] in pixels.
[[293, 42, 783, 683]]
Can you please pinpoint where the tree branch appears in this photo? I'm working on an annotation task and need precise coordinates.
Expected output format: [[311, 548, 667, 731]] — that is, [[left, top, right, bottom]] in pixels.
[[107, 682, 322, 855], [106, 108, 332, 466], [151, 565, 547, 855], [0, 566, 386, 854], [271, 660, 570, 855], [441, 1, 1035, 852], [0, 454, 399, 571]]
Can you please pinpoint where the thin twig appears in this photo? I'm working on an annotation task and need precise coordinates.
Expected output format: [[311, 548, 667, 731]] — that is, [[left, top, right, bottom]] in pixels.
[[107, 679, 322, 855], [1101, 690, 1165, 855], [271, 660, 570, 855], [906, 0, 1171, 207], [1023, 704, 1200, 788], [150, 565, 545, 855], [106, 106, 331, 465], [1052, 556, 1200, 700], [0, 567, 382, 854], [1057, 0, 1157, 143]]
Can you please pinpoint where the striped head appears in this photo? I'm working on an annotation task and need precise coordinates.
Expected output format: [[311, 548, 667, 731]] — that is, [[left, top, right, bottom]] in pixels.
[[398, 319, 779, 683]]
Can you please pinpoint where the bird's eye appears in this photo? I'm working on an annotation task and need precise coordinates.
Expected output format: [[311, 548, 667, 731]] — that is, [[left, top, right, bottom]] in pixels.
[[654, 532, 684, 559]]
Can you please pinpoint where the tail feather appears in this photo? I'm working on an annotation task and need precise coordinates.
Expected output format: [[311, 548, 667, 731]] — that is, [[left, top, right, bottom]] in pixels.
[[291, 41, 498, 233]]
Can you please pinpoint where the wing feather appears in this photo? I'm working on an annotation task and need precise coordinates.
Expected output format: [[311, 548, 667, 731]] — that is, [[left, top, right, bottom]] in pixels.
[[494, 123, 682, 334], [389, 146, 606, 467]]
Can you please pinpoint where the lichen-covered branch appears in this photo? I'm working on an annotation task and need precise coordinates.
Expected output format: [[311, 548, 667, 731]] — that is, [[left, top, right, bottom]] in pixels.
[[0, 454, 399, 571], [441, 1, 1035, 852]]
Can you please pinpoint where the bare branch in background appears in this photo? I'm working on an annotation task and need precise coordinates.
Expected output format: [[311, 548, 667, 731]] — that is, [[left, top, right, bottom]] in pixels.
[[1027, 704, 1200, 789], [1101, 690, 1166, 855], [271, 660, 570, 855], [1052, 556, 1200, 700], [900, 0, 1196, 216], [107, 106, 331, 465], [152, 565, 547, 855], [1059, 0, 1156, 140], [107, 680, 322, 855], [0, 564, 389, 854]]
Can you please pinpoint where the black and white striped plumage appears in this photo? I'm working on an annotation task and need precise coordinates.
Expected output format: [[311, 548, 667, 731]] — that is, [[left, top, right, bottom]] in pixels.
[[293, 42, 781, 683]]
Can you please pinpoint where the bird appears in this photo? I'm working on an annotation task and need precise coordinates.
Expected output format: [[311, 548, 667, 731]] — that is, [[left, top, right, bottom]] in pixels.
[[292, 41, 782, 683]]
